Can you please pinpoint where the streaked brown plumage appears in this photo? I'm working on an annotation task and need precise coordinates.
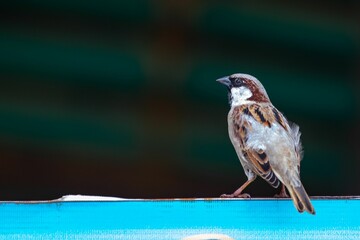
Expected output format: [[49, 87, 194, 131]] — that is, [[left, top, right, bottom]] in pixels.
[[217, 73, 315, 214]]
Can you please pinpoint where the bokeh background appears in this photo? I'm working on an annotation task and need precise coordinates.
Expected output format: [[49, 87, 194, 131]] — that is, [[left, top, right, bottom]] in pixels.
[[0, 1, 359, 200]]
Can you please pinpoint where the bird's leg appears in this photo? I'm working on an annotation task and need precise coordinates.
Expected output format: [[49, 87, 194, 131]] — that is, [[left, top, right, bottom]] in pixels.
[[274, 184, 289, 198], [221, 176, 256, 198]]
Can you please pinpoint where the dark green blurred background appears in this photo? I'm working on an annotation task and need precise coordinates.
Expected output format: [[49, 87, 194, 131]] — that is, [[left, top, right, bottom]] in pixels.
[[0, 1, 359, 200]]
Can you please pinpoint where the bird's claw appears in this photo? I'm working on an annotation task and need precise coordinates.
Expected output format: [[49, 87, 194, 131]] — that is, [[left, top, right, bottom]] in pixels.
[[274, 192, 289, 198]]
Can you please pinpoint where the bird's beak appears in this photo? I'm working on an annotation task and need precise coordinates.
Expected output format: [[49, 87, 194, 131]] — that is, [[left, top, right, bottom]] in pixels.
[[216, 76, 231, 88]]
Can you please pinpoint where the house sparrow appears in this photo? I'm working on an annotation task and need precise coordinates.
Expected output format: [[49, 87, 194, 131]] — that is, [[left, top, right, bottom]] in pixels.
[[217, 73, 315, 214]]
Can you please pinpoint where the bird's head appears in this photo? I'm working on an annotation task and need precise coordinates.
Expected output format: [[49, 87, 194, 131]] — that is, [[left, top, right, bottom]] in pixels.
[[216, 73, 270, 106]]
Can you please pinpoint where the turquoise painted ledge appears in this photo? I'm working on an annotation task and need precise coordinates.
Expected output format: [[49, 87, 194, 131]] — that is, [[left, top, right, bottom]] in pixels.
[[0, 197, 359, 240]]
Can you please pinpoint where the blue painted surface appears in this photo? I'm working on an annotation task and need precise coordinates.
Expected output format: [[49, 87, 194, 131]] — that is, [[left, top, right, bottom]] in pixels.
[[0, 199, 359, 239]]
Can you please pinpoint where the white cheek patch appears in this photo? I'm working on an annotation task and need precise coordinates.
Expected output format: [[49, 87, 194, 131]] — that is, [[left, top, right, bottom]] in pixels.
[[231, 87, 253, 106]]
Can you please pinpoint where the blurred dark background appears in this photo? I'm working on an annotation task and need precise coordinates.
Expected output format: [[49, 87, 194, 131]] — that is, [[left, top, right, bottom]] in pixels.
[[0, 1, 359, 200]]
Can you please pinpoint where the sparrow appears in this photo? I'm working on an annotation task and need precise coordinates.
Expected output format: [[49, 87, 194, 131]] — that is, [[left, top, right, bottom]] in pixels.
[[217, 73, 315, 214]]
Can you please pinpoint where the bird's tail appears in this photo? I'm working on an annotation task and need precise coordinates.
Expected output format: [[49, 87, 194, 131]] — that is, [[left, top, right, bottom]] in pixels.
[[287, 184, 315, 215]]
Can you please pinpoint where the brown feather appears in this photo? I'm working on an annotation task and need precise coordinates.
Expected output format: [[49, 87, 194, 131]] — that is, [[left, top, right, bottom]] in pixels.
[[231, 104, 281, 189], [240, 78, 270, 103], [287, 184, 315, 214], [246, 150, 280, 188], [272, 108, 288, 130], [287, 185, 305, 212]]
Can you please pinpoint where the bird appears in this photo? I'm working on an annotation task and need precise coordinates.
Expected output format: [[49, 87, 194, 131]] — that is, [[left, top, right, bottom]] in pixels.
[[216, 73, 315, 214]]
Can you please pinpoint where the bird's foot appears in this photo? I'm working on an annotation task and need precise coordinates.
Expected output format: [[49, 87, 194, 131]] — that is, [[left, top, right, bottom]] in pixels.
[[220, 193, 251, 198], [274, 191, 289, 198], [274, 184, 289, 198]]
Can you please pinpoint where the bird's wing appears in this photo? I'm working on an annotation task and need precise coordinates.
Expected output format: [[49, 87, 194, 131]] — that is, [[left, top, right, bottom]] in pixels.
[[232, 104, 283, 188], [245, 148, 280, 188]]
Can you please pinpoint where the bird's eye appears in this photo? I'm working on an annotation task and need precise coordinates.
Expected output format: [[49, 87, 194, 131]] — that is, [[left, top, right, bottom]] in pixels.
[[235, 78, 242, 85]]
